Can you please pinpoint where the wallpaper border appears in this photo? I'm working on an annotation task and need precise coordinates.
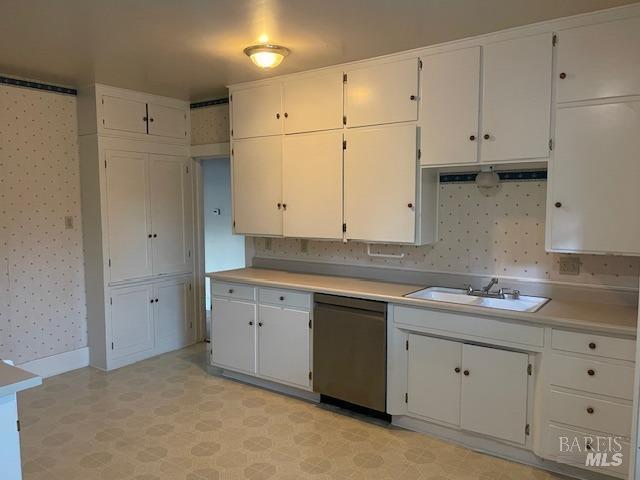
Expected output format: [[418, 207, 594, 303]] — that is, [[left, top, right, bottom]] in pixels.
[[440, 169, 547, 184], [0, 75, 77, 95], [190, 97, 229, 109]]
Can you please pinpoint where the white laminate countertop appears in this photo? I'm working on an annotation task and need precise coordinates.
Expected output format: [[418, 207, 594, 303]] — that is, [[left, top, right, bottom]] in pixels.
[[207, 268, 638, 337], [0, 362, 42, 398]]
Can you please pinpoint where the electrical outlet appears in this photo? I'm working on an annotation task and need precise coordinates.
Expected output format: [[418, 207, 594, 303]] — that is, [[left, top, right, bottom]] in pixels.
[[300, 239, 309, 253], [264, 238, 272, 250], [64, 216, 74, 229], [559, 256, 581, 275]]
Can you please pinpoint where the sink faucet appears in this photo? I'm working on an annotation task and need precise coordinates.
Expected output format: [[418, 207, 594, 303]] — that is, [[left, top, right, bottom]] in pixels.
[[482, 277, 499, 293]]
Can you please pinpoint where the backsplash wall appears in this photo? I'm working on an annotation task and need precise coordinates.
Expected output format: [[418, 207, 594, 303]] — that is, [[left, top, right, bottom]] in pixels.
[[253, 180, 640, 289], [0, 83, 87, 364]]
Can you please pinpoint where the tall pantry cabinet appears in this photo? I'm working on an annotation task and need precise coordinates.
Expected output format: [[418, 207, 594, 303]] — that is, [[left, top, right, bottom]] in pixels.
[[78, 85, 196, 370]]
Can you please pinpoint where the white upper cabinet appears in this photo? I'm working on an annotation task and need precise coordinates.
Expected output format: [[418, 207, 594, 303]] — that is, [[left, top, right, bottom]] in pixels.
[[548, 101, 640, 255], [232, 136, 283, 236], [147, 103, 188, 139], [481, 33, 552, 163], [345, 58, 419, 128], [231, 84, 283, 139], [102, 96, 149, 135], [460, 344, 529, 444], [344, 124, 417, 243], [149, 155, 192, 275], [283, 71, 344, 134], [420, 47, 481, 166], [282, 131, 343, 239], [105, 150, 153, 282], [556, 16, 640, 103]]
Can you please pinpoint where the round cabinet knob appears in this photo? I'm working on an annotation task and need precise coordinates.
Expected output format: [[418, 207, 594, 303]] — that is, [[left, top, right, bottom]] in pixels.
[[148, 234, 152, 238], [228, 289, 234, 294], [155, 298, 159, 303], [469, 135, 476, 141], [279, 296, 285, 301], [284, 112, 289, 118], [153, 233, 158, 238], [587, 369, 595, 376], [249, 321, 253, 326], [483, 134, 490, 140], [410, 95, 417, 100], [277, 203, 282, 209], [407, 203, 414, 208], [554, 202, 562, 208], [588, 342, 596, 350], [586, 407, 595, 414], [143, 116, 148, 122], [463, 370, 470, 376], [149, 118, 154, 123], [282, 203, 287, 210], [258, 322, 263, 327], [559, 72, 567, 79], [454, 367, 461, 373], [150, 299, 154, 303], [276, 113, 280, 119]]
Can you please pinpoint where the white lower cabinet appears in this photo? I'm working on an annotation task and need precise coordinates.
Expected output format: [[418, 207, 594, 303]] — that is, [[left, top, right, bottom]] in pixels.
[[258, 305, 310, 388], [211, 297, 257, 374], [109, 277, 194, 368], [407, 334, 529, 444], [211, 283, 312, 391]]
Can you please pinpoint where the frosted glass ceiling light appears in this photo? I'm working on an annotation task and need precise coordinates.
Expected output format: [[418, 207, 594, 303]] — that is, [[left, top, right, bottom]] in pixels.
[[244, 44, 290, 69]]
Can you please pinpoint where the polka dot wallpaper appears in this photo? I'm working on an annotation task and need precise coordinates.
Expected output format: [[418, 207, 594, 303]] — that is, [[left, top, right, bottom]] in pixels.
[[254, 181, 640, 288], [0, 85, 87, 364], [190, 104, 229, 145]]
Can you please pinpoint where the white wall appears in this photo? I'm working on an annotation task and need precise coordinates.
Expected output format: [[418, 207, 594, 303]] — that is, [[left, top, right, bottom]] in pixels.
[[0, 84, 87, 364], [203, 158, 245, 307]]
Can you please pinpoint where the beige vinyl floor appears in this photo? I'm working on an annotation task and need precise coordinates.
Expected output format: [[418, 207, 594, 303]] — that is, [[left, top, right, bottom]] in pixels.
[[18, 343, 565, 480]]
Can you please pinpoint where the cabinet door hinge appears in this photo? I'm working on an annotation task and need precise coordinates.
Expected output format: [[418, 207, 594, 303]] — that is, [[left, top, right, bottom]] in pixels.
[[342, 116, 347, 126], [104, 159, 107, 168], [231, 147, 234, 156], [342, 140, 347, 150], [110, 297, 112, 305], [342, 223, 347, 233], [108, 258, 111, 267], [405, 392, 408, 403], [552, 34, 558, 46], [186, 165, 189, 174], [343, 73, 347, 83], [309, 371, 313, 380], [101, 98, 104, 105], [527, 363, 533, 376], [189, 283, 192, 291], [102, 118, 105, 125], [418, 58, 423, 70], [525, 424, 530, 436], [405, 340, 409, 350], [190, 322, 193, 329], [16, 420, 20, 432], [230, 94, 233, 102], [308, 319, 312, 329], [231, 129, 234, 137], [549, 138, 553, 151], [417, 149, 421, 160], [188, 250, 191, 258], [111, 342, 114, 350]]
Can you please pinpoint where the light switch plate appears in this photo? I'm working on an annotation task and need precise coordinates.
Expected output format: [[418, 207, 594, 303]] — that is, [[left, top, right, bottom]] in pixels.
[[559, 256, 581, 275], [64, 216, 74, 229]]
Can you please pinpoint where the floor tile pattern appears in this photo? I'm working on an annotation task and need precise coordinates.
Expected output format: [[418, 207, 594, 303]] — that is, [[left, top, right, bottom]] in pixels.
[[19, 343, 565, 480]]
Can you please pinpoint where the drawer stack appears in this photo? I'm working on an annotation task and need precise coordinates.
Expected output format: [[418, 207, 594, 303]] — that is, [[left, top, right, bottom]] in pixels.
[[541, 329, 635, 478]]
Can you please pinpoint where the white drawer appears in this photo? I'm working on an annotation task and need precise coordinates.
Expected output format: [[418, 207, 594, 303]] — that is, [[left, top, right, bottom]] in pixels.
[[543, 424, 629, 478], [211, 282, 256, 301], [259, 288, 311, 310], [549, 353, 634, 400], [552, 329, 635, 362], [393, 305, 544, 347], [549, 389, 632, 437]]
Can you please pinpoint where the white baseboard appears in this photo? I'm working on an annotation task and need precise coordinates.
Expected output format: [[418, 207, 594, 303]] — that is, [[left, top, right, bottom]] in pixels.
[[18, 347, 90, 378]]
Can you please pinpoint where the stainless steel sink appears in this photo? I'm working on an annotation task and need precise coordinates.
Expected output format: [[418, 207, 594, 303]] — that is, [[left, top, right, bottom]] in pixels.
[[405, 287, 549, 313]]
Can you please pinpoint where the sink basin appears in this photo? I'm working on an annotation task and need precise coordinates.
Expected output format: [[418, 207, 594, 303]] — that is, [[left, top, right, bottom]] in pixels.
[[405, 287, 549, 313]]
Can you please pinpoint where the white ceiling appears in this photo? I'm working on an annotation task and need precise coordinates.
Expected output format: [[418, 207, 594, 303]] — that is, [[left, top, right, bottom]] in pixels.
[[1, 0, 637, 101]]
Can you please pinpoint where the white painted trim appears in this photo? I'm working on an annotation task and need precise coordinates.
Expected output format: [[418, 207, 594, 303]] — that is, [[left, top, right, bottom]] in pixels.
[[190, 143, 230, 158], [17, 347, 89, 378]]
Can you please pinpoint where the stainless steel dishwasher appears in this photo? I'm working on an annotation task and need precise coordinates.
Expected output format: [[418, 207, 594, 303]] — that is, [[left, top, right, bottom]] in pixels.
[[313, 294, 387, 414]]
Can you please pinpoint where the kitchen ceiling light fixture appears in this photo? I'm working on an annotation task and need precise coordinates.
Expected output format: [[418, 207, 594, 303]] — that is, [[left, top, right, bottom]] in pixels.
[[244, 44, 290, 70]]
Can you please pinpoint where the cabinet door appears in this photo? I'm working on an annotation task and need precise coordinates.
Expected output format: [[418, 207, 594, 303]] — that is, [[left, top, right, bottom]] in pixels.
[[154, 279, 192, 352], [548, 101, 640, 255], [460, 344, 528, 444], [110, 284, 154, 358], [282, 131, 343, 239], [258, 305, 310, 388], [344, 124, 417, 243], [407, 334, 462, 426], [345, 58, 419, 128], [420, 47, 480, 166], [149, 155, 192, 275], [147, 103, 188, 139], [231, 84, 282, 139], [105, 150, 153, 281], [101, 95, 148, 135], [556, 17, 640, 103], [283, 71, 344, 134], [481, 33, 552, 162], [211, 298, 256, 374], [232, 136, 282, 236], [0, 394, 22, 480]]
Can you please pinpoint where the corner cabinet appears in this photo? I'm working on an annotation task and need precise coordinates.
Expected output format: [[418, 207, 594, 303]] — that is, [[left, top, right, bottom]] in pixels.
[[78, 84, 196, 371], [211, 282, 312, 391]]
